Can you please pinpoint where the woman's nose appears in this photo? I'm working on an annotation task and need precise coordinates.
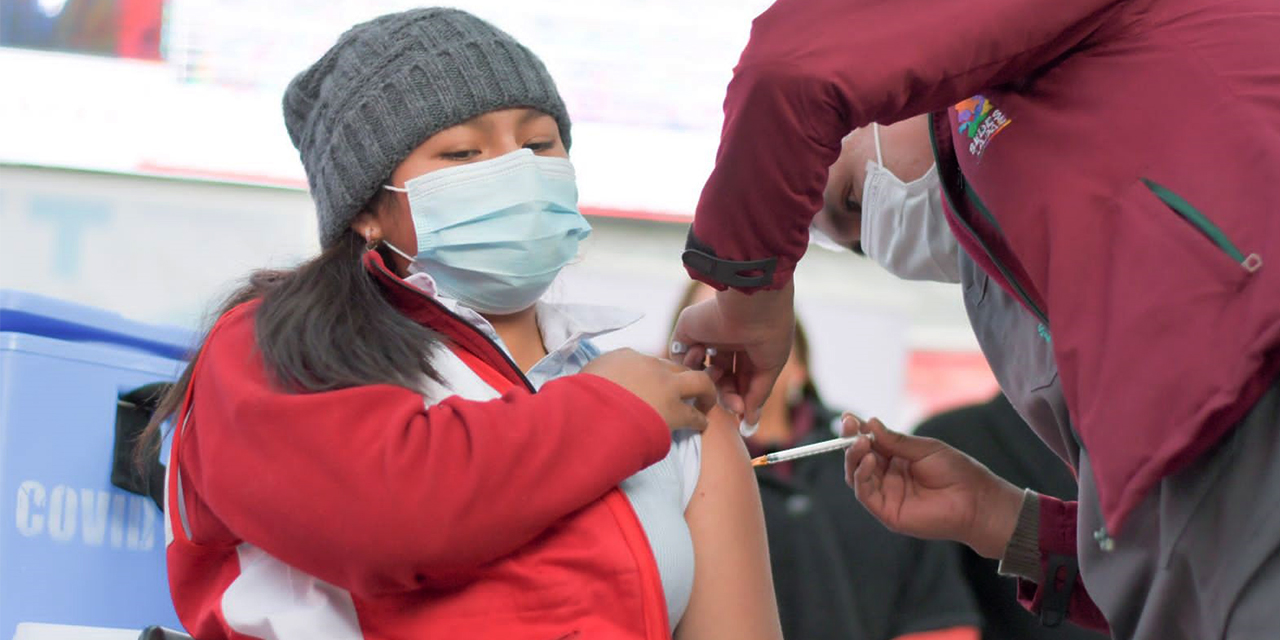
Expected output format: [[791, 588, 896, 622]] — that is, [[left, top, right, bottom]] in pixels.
[[491, 136, 522, 157]]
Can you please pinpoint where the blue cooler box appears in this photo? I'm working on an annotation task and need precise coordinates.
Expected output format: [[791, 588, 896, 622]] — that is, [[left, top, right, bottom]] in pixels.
[[0, 290, 193, 638]]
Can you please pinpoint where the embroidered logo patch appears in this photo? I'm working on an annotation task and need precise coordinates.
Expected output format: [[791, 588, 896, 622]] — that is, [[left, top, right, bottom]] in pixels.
[[955, 95, 1011, 159]]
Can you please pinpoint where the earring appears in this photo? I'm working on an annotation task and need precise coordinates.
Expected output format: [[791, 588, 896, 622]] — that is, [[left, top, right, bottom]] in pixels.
[[364, 231, 378, 251]]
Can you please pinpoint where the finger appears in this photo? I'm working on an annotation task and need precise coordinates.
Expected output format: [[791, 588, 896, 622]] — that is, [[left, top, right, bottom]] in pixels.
[[675, 370, 718, 414], [844, 433, 873, 466], [859, 418, 872, 436], [852, 450, 880, 485], [741, 368, 782, 426], [845, 441, 869, 487], [719, 392, 746, 417], [681, 344, 707, 370], [706, 348, 736, 374], [676, 402, 710, 433], [851, 452, 871, 487], [865, 417, 941, 461], [864, 452, 892, 512], [839, 412, 862, 437], [670, 299, 721, 355], [883, 456, 909, 500], [715, 375, 746, 416], [852, 452, 881, 503]]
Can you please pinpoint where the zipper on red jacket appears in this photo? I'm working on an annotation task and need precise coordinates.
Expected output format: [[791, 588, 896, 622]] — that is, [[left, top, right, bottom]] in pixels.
[[365, 252, 537, 393]]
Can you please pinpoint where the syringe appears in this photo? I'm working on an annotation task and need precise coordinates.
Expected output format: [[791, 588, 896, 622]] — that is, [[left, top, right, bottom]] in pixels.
[[750, 433, 870, 467]]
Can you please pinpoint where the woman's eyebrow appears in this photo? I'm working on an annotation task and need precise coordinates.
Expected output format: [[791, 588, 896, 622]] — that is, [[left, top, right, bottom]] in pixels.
[[518, 109, 549, 125], [459, 117, 492, 132]]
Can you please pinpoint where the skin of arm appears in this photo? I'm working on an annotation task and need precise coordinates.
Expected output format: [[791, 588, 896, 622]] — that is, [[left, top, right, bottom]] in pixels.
[[675, 408, 783, 640]]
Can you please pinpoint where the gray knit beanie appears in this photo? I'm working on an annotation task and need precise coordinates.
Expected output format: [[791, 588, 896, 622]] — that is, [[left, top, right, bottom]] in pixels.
[[283, 8, 572, 248]]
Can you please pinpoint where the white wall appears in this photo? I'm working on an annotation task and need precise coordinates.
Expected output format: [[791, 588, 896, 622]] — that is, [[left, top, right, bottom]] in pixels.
[[0, 164, 980, 426], [0, 165, 316, 327]]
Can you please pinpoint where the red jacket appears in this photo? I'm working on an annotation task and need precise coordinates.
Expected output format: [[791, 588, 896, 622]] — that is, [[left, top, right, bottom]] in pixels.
[[165, 252, 674, 639], [690, 0, 1280, 628]]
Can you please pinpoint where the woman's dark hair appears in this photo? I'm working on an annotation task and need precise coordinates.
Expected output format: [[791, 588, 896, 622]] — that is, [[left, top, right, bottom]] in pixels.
[[137, 192, 442, 465], [670, 280, 821, 403]]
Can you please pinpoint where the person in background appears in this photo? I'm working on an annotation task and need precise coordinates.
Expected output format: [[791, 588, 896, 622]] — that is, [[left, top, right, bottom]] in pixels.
[[914, 394, 1109, 640], [142, 9, 780, 639], [673, 280, 982, 640]]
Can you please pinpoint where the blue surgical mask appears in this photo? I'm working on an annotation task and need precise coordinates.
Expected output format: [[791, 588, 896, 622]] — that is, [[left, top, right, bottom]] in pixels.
[[383, 149, 592, 314]]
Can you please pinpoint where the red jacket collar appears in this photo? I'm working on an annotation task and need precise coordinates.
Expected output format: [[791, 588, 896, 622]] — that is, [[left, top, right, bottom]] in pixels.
[[361, 250, 531, 390]]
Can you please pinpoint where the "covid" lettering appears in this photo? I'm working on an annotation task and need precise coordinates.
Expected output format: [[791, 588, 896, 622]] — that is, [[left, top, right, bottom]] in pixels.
[[14, 480, 157, 551]]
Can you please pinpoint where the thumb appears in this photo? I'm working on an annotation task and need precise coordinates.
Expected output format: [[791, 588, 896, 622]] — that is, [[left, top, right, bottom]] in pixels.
[[670, 299, 722, 355], [677, 401, 710, 433], [865, 417, 943, 462], [676, 370, 718, 415], [740, 368, 779, 426]]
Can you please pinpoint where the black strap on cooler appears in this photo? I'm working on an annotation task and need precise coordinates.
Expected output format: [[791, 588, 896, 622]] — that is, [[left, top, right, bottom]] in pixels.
[[138, 625, 195, 640], [112, 382, 172, 511]]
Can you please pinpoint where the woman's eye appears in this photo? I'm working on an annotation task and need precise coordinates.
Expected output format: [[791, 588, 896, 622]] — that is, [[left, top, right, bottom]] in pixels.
[[523, 140, 555, 152], [441, 149, 480, 161], [843, 183, 861, 213]]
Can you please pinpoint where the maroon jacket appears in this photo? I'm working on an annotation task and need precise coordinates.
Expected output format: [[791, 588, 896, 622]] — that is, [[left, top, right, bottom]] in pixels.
[[690, 0, 1280, 628]]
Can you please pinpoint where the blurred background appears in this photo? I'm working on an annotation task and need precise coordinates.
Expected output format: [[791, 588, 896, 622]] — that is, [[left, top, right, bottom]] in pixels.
[[0, 0, 998, 429]]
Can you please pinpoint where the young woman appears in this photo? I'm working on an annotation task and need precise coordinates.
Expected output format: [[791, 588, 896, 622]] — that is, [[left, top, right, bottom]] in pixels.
[[144, 8, 779, 639]]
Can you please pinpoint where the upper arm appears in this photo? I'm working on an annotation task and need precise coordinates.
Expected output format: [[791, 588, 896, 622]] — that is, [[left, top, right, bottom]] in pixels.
[[739, 0, 1125, 126], [692, 0, 1124, 289], [674, 409, 782, 640]]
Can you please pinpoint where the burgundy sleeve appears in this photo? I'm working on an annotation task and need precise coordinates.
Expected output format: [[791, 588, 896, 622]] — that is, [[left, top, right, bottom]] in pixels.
[[1015, 495, 1111, 632], [690, 0, 1123, 290]]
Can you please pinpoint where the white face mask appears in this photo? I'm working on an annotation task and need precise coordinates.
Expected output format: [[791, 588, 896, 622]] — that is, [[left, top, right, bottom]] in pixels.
[[859, 123, 960, 284], [382, 149, 591, 314]]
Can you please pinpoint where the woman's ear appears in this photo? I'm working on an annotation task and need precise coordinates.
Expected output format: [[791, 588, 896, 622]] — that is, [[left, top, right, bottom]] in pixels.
[[350, 211, 381, 248]]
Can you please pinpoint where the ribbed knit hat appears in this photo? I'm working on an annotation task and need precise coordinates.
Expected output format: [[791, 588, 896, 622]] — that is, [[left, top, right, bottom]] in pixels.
[[283, 8, 572, 247]]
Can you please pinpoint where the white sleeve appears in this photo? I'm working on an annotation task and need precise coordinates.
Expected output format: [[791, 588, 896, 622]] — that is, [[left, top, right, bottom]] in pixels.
[[671, 429, 703, 510]]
